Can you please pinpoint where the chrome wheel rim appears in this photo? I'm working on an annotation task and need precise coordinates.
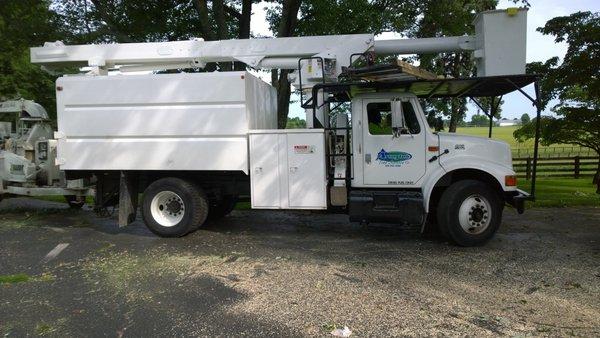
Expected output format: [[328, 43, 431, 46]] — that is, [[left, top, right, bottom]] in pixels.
[[458, 194, 492, 235], [150, 191, 185, 227]]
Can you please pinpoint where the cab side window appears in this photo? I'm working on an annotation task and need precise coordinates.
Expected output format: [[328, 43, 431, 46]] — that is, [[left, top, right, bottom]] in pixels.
[[367, 102, 392, 135], [402, 101, 421, 134], [367, 101, 421, 135]]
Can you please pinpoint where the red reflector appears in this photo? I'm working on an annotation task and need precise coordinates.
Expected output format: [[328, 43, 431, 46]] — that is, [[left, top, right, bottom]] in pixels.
[[505, 175, 517, 186], [428, 146, 439, 152]]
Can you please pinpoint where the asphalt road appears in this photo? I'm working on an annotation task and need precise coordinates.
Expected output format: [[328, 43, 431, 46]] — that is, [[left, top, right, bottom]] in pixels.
[[0, 198, 599, 337]]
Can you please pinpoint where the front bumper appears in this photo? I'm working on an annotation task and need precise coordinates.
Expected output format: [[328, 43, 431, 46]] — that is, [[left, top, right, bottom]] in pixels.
[[505, 189, 531, 214]]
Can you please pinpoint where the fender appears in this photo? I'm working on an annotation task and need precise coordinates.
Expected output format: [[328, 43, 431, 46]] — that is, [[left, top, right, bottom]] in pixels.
[[422, 155, 517, 212]]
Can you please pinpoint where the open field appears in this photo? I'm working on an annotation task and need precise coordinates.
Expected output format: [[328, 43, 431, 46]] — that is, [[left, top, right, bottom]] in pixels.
[[0, 198, 598, 337], [456, 126, 524, 148], [455, 126, 595, 157], [522, 178, 599, 207]]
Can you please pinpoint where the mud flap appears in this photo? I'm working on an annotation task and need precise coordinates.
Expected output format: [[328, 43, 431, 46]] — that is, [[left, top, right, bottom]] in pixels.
[[506, 189, 530, 215], [118, 171, 139, 227]]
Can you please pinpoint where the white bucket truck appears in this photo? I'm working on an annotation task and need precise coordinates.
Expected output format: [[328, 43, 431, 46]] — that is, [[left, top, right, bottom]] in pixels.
[[17, 8, 540, 245]]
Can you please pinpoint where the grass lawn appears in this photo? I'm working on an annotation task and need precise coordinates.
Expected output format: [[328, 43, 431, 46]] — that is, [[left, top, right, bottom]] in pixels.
[[33, 195, 94, 204], [455, 126, 595, 157], [456, 126, 523, 147], [521, 178, 599, 207]]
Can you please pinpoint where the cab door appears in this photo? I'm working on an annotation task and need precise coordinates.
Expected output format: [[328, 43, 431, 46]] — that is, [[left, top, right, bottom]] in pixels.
[[361, 98, 426, 186]]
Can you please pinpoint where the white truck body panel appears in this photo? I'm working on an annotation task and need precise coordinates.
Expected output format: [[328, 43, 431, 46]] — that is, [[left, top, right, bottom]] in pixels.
[[56, 71, 277, 173], [249, 129, 327, 210]]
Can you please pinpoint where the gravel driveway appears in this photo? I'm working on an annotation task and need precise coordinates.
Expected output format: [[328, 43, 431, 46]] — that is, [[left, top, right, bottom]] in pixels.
[[0, 198, 598, 337]]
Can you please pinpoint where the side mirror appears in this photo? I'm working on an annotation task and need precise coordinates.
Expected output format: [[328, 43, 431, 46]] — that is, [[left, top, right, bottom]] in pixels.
[[391, 99, 406, 137]]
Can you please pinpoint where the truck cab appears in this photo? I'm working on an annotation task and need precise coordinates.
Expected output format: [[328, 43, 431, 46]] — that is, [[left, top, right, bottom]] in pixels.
[[350, 91, 517, 207], [308, 76, 531, 247]]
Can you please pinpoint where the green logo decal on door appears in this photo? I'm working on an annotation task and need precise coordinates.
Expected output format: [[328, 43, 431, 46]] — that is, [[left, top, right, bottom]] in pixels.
[[376, 149, 412, 165]]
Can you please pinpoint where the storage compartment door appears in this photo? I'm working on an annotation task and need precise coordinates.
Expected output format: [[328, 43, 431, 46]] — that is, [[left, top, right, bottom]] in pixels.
[[287, 133, 327, 209], [250, 134, 281, 208]]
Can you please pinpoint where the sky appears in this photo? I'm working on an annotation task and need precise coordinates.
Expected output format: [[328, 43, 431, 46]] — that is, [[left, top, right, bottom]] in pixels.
[[249, 0, 599, 122]]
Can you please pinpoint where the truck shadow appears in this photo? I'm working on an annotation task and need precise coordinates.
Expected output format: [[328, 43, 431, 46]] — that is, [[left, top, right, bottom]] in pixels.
[[201, 209, 443, 243], [0, 198, 447, 244]]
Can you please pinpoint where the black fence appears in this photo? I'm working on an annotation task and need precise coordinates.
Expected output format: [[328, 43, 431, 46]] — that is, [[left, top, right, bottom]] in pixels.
[[514, 156, 599, 180]]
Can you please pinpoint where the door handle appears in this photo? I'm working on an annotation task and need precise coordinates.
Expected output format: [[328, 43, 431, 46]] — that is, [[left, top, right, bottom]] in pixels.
[[254, 167, 262, 174], [289, 166, 298, 173]]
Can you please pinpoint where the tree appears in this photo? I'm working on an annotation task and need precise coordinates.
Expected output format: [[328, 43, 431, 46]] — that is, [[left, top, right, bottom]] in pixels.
[[410, 1, 528, 132], [471, 114, 490, 127], [520, 113, 530, 124], [0, 0, 65, 120], [514, 11, 600, 193], [55, 0, 254, 70], [2, 0, 256, 121], [286, 117, 306, 128], [192, 0, 255, 70], [54, 0, 207, 43], [266, 0, 419, 128], [408, 0, 498, 132], [266, 0, 302, 129]]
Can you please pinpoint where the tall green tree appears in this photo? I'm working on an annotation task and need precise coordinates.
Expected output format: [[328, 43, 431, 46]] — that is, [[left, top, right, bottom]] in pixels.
[[191, 0, 255, 70], [514, 11, 600, 192], [266, 0, 419, 128], [408, 0, 498, 132], [54, 0, 255, 70], [2, 0, 256, 120], [266, 0, 302, 129], [0, 0, 64, 120], [471, 114, 491, 127]]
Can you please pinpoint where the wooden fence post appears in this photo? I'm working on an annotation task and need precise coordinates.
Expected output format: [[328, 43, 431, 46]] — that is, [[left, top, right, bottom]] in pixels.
[[525, 156, 531, 181], [574, 156, 580, 179]]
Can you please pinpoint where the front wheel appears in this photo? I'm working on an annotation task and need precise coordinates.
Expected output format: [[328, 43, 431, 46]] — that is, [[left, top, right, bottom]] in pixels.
[[142, 178, 209, 237], [436, 180, 503, 247]]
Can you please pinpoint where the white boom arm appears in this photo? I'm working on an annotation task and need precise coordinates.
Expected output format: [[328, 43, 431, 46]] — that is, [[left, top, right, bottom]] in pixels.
[[31, 8, 527, 77], [31, 35, 375, 74], [31, 35, 475, 72]]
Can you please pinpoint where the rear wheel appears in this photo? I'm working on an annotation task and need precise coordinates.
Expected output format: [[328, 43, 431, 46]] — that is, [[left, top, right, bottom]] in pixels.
[[142, 178, 208, 237], [64, 195, 85, 209], [436, 180, 502, 246]]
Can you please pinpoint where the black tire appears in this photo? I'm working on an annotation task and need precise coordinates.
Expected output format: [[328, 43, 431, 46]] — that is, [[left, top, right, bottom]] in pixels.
[[141, 178, 209, 237], [64, 195, 85, 209], [207, 195, 237, 220], [436, 180, 503, 247]]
